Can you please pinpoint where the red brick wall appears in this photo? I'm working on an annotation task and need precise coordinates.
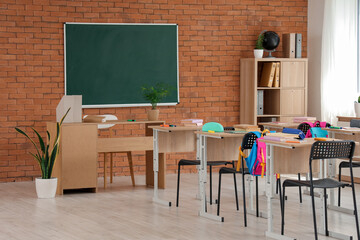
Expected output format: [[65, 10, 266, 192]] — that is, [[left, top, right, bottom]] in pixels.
[[0, 0, 308, 182]]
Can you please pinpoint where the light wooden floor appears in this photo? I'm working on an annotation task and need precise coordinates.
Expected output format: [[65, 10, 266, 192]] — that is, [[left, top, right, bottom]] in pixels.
[[0, 173, 358, 240]]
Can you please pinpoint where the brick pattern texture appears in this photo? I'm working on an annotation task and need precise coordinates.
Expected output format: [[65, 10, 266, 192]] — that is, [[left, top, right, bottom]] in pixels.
[[0, 0, 307, 182]]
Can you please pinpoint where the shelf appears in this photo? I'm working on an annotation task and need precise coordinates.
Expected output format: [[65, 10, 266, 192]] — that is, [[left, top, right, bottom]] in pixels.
[[257, 114, 281, 117], [257, 87, 281, 90]]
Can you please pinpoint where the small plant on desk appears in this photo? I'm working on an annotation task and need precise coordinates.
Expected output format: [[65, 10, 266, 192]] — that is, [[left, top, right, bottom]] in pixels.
[[141, 83, 172, 121]]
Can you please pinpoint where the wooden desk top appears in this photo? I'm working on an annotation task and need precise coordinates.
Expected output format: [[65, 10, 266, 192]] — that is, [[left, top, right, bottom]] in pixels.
[[258, 138, 316, 148], [259, 138, 357, 148], [148, 126, 201, 132], [60, 120, 164, 126], [259, 122, 299, 129], [195, 131, 247, 138], [337, 116, 360, 122], [104, 120, 164, 124], [323, 127, 360, 135]]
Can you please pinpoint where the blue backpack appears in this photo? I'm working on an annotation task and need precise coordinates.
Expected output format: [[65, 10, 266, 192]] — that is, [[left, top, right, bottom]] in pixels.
[[238, 131, 266, 176]]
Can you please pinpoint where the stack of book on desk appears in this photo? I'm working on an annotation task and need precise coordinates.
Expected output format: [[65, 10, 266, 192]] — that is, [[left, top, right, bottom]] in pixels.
[[235, 124, 260, 132], [293, 116, 316, 123], [181, 119, 203, 126], [263, 132, 301, 142]]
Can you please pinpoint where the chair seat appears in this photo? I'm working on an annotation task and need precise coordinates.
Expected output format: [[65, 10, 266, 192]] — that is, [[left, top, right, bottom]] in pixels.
[[219, 167, 250, 174], [283, 178, 350, 189], [178, 159, 232, 166]]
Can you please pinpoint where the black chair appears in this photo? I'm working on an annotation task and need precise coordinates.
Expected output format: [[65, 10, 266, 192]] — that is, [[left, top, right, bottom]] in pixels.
[[338, 160, 360, 206], [280, 141, 359, 239], [176, 159, 234, 207], [338, 119, 360, 207], [216, 132, 281, 226]]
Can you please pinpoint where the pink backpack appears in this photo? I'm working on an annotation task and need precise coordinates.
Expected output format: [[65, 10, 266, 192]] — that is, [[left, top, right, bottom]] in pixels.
[[304, 121, 327, 138], [253, 129, 269, 177]]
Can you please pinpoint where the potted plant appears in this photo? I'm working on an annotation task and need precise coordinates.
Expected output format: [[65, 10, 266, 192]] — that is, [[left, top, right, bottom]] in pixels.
[[355, 96, 360, 117], [15, 108, 70, 198], [141, 83, 171, 121], [254, 32, 265, 58]]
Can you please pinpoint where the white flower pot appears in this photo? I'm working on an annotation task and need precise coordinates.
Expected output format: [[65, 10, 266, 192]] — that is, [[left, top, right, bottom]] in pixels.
[[35, 177, 57, 199], [355, 102, 360, 117], [254, 49, 264, 58], [147, 109, 159, 121]]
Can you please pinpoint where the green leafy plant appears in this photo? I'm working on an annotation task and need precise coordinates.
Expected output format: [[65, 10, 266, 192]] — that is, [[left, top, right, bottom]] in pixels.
[[255, 32, 264, 49], [358, 96, 360, 103], [15, 108, 70, 179], [141, 83, 172, 110]]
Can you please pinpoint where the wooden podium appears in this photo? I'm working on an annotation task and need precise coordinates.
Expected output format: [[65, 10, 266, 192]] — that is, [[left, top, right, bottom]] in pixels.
[[47, 122, 98, 194]]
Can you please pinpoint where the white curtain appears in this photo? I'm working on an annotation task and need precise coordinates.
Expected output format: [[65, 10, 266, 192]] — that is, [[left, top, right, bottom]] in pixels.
[[321, 0, 358, 124]]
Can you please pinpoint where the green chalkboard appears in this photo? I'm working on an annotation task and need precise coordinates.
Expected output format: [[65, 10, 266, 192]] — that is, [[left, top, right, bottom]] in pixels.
[[64, 23, 178, 108]]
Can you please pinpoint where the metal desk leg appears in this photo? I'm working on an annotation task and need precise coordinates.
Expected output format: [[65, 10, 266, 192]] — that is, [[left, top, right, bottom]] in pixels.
[[327, 132, 354, 215], [265, 144, 295, 240], [198, 135, 223, 222], [152, 129, 171, 207]]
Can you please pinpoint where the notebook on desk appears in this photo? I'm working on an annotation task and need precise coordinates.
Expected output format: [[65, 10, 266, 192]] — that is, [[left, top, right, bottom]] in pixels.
[[227, 130, 248, 134]]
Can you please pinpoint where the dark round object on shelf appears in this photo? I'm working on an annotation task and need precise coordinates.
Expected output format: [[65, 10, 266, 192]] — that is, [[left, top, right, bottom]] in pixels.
[[262, 31, 280, 51]]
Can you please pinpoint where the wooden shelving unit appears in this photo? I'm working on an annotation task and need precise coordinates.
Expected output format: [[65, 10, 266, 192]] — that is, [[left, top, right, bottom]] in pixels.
[[239, 58, 308, 125]]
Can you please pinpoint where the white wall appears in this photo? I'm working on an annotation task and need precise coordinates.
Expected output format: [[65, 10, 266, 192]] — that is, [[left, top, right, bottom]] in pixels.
[[308, 0, 325, 120]]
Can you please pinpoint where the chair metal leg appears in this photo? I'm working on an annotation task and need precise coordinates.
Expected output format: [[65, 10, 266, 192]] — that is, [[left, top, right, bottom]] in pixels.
[[278, 179, 282, 210], [242, 172, 247, 227], [256, 176, 259, 217], [233, 173, 239, 211], [217, 172, 222, 216], [338, 166, 342, 207], [209, 165, 212, 205], [324, 188, 329, 236], [281, 186, 286, 235], [350, 169, 360, 239], [310, 186, 318, 240], [298, 173, 302, 203], [176, 164, 181, 207]]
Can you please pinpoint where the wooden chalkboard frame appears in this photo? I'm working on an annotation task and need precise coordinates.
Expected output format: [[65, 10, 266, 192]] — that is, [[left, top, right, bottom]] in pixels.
[[64, 23, 179, 108]]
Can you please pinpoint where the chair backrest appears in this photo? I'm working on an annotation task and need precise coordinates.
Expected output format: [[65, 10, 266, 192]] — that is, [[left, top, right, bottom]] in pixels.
[[309, 141, 355, 181], [310, 140, 355, 162], [350, 119, 360, 128], [241, 132, 258, 150], [297, 122, 311, 135]]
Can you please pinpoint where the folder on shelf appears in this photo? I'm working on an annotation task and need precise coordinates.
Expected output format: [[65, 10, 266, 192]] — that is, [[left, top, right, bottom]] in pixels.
[[272, 62, 280, 87], [259, 62, 276, 87], [257, 90, 264, 115], [283, 33, 295, 58], [295, 33, 302, 58]]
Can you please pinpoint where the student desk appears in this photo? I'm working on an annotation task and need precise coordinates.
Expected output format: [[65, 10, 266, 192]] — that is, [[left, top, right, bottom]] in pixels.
[[195, 131, 246, 222], [148, 126, 201, 206], [259, 138, 354, 240], [48, 120, 164, 194], [259, 122, 299, 131]]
